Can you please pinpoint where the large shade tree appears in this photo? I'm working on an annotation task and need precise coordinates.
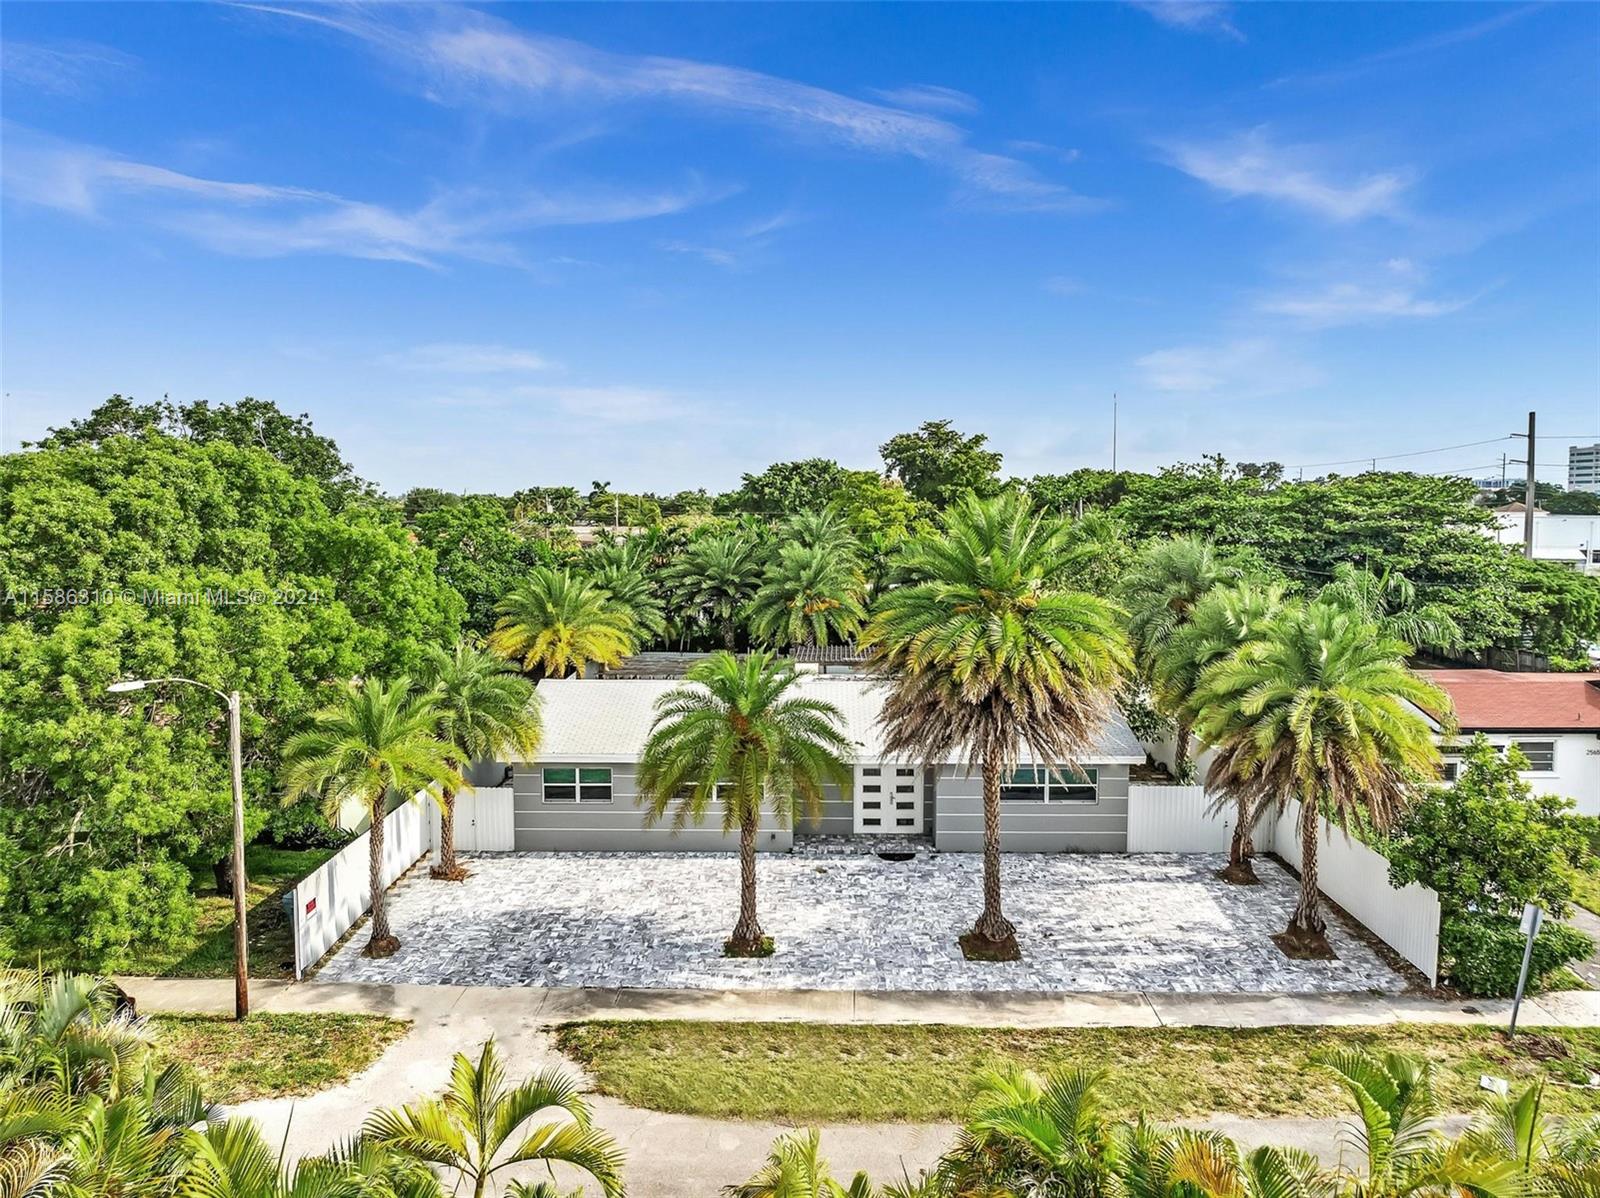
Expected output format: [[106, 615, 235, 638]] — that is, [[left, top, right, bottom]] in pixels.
[[1119, 536, 1235, 780], [636, 652, 852, 956], [862, 493, 1131, 959], [420, 640, 542, 881], [280, 678, 458, 956], [1192, 600, 1447, 951], [488, 566, 636, 678]]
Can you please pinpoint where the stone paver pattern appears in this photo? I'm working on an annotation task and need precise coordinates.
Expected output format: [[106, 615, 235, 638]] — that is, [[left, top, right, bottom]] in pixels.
[[317, 850, 1404, 993]]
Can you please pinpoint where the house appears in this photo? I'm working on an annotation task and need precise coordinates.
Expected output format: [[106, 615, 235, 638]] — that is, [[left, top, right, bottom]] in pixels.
[[1484, 505, 1600, 574], [1414, 669, 1600, 816], [500, 675, 1146, 853]]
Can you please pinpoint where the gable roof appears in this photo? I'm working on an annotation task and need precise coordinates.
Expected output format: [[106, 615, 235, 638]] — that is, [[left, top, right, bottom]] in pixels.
[[1416, 669, 1600, 733], [523, 676, 1145, 764]]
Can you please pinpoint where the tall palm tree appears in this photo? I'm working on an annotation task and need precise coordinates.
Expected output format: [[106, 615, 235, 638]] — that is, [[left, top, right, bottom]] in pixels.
[[1319, 564, 1465, 656], [1191, 601, 1447, 949], [665, 533, 764, 650], [280, 678, 459, 957], [1153, 580, 1288, 882], [421, 641, 542, 881], [489, 567, 636, 678], [1118, 536, 1237, 781], [365, 1040, 625, 1198], [636, 651, 852, 956], [781, 509, 861, 561], [588, 561, 668, 648], [746, 543, 868, 649], [862, 493, 1130, 958]]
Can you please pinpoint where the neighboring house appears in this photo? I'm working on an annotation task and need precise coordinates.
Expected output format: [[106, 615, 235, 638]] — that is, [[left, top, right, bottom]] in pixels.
[[1485, 504, 1600, 574], [1413, 669, 1600, 816], [500, 676, 1145, 853]]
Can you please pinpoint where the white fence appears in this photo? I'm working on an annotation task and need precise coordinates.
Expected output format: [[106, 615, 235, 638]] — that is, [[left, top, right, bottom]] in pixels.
[[289, 796, 430, 980], [1128, 784, 1235, 852], [1270, 799, 1441, 985], [425, 787, 516, 854]]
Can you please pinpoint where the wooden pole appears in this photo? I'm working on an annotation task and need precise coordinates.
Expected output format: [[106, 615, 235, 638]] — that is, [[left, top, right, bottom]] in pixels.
[[229, 691, 250, 1019]]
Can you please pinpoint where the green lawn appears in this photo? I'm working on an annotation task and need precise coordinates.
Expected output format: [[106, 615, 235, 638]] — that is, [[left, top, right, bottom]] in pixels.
[[150, 1012, 410, 1104], [1570, 865, 1600, 918], [125, 845, 337, 979], [556, 1021, 1600, 1124]]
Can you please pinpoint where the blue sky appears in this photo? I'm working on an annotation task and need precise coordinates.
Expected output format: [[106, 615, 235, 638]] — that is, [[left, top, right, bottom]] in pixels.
[[2, 1, 1597, 494]]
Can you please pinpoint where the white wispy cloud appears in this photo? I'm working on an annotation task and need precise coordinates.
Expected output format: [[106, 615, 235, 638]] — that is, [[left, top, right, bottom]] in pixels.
[[1, 40, 138, 95], [657, 209, 803, 271], [1164, 128, 1413, 221], [1, 126, 718, 266], [517, 384, 689, 424], [380, 343, 555, 373], [1008, 140, 1082, 164], [247, 5, 1099, 214], [1130, 1, 1244, 42], [1259, 281, 1473, 327], [868, 84, 980, 115], [1042, 275, 1087, 296], [1135, 338, 1322, 395]]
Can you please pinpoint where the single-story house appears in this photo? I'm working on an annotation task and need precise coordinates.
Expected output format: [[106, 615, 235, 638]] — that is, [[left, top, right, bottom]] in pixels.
[[502, 676, 1146, 853], [1413, 669, 1600, 816]]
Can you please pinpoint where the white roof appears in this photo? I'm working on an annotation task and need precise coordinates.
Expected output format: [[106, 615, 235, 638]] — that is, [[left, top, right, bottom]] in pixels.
[[525, 676, 1145, 765]]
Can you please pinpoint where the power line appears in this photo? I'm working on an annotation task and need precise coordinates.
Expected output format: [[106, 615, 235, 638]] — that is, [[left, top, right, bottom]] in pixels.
[[1289, 436, 1512, 471]]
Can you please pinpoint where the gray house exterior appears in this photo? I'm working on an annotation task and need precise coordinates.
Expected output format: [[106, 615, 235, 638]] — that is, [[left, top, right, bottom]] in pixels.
[[508, 677, 1144, 853]]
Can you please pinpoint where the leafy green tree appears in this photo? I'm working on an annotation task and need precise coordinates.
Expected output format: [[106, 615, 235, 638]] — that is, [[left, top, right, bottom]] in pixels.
[[665, 533, 766, 650], [1386, 736, 1591, 919], [727, 459, 854, 515], [636, 652, 852, 956], [746, 544, 868, 649], [366, 1040, 625, 1198], [1153, 579, 1288, 877], [420, 642, 541, 881], [1193, 601, 1445, 948], [488, 567, 636, 678], [1053, 511, 1134, 598], [1113, 459, 1271, 547], [1543, 490, 1600, 515], [280, 678, 458, 956], [1505, 555, 1600, 664], [411, 497, 554, 635], [1022, 469, 1131, 515], [826, 474, 930, 544], [1119, 537, 1236, 780], [862, 493, 1131, 957], [879, 420, 1003, 507]]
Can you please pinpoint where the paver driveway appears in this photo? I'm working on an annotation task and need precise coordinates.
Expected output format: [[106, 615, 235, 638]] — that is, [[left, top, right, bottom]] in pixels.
[[316, 850, 1405, 992]]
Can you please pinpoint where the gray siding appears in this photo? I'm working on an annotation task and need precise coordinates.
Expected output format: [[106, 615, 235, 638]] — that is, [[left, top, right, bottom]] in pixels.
[[933, 764, 1131, 853], [796, 783, 853, 838], [513, 763, 794, 852]]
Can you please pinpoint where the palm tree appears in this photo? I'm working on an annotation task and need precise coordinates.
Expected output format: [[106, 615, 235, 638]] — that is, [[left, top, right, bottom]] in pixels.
[[588, 561, 668, 648], [489, 567, 636, 678], [280, 679, 459, 957], [862, 493, 1131, 958], [1191, 601, 1447, 950], [1318, 564, 1465, 656], [726, 1129, 876, 1198], [421, 641, 542, 882], [781, 509, 860, 561], [1153, 580, 1288, 882], [365, 1039, 625, 1198], [746, 543, 868, 649], [1118, 536, 1235, 780], [1462, 1080, 1600, 1198], [935, 1067, 1116, 1197], [665, 533, 764, 650], [636, 651, 853, 956]]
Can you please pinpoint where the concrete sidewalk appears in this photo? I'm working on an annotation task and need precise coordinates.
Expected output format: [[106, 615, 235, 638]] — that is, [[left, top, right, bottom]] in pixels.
[[119, 975, 1600, 1028]]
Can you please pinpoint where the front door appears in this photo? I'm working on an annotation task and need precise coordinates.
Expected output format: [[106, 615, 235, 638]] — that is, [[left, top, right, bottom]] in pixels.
[[854, 763, 923, 834]]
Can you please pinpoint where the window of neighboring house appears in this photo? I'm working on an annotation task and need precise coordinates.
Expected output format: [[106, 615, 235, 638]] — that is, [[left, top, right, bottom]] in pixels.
[[1511, 741, 1556, 772], [543, 766, 614, 802], [1001, 766, 1099, 803]]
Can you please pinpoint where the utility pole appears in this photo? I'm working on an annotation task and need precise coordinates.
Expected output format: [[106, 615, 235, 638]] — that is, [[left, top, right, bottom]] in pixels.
[[1111, 394, 1118, 473], [1514, 411, 1537, 558]]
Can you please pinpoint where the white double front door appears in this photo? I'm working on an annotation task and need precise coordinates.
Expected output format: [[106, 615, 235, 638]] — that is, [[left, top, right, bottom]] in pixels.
[[853, 762, 923, 834]]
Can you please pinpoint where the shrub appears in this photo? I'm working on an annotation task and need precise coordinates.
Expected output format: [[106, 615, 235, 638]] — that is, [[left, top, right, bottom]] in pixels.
[[1440, 914, 1594, 997], [263, 800, 351, 850]]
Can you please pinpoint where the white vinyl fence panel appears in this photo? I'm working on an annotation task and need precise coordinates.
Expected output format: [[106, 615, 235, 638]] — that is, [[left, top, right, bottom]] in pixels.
[[426, 786, 515, 854], [1127, 785, 1234, 852], [1271, 799, 1441, 985], [290, 796, 429, 979]]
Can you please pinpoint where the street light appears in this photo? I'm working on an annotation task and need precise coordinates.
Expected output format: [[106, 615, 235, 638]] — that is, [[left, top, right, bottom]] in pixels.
[[108, 677, 249, 1019]]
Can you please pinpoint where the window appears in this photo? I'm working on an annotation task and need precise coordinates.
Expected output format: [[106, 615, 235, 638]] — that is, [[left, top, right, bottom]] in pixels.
[[1511, 741, 1556, 772], [543, 766, 613, 803], [1001, 765, 1098, 803]]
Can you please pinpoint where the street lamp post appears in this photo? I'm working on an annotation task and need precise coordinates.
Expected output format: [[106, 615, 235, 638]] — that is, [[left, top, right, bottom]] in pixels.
[[108, 677, 249, 1019]]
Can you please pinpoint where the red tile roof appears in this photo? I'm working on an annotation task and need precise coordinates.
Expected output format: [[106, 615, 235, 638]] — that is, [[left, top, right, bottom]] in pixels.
[[1417, 669, 1600, 731]]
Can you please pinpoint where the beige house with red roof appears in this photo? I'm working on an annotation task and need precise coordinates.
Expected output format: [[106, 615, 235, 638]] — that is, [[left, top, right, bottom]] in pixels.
[[1414, 669, 1600, 816]]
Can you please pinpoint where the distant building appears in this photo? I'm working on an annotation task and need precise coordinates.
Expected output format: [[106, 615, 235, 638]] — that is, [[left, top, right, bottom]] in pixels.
[[1570, 443, 1600, 495], [1485, 506, 1600, 573]]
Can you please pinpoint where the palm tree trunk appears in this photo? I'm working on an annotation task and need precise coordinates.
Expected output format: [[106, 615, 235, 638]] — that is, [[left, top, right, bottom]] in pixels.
[[1287, 799, 1326, 937], [431, 787, 465, 880], [728, 813, 764, 954], [721, 617, 737, 651], [366, 790, 399, 956], [1173, 716, 1193, 781], [1220, 793, 1260, 884], [973, 756, 1016, 944]]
